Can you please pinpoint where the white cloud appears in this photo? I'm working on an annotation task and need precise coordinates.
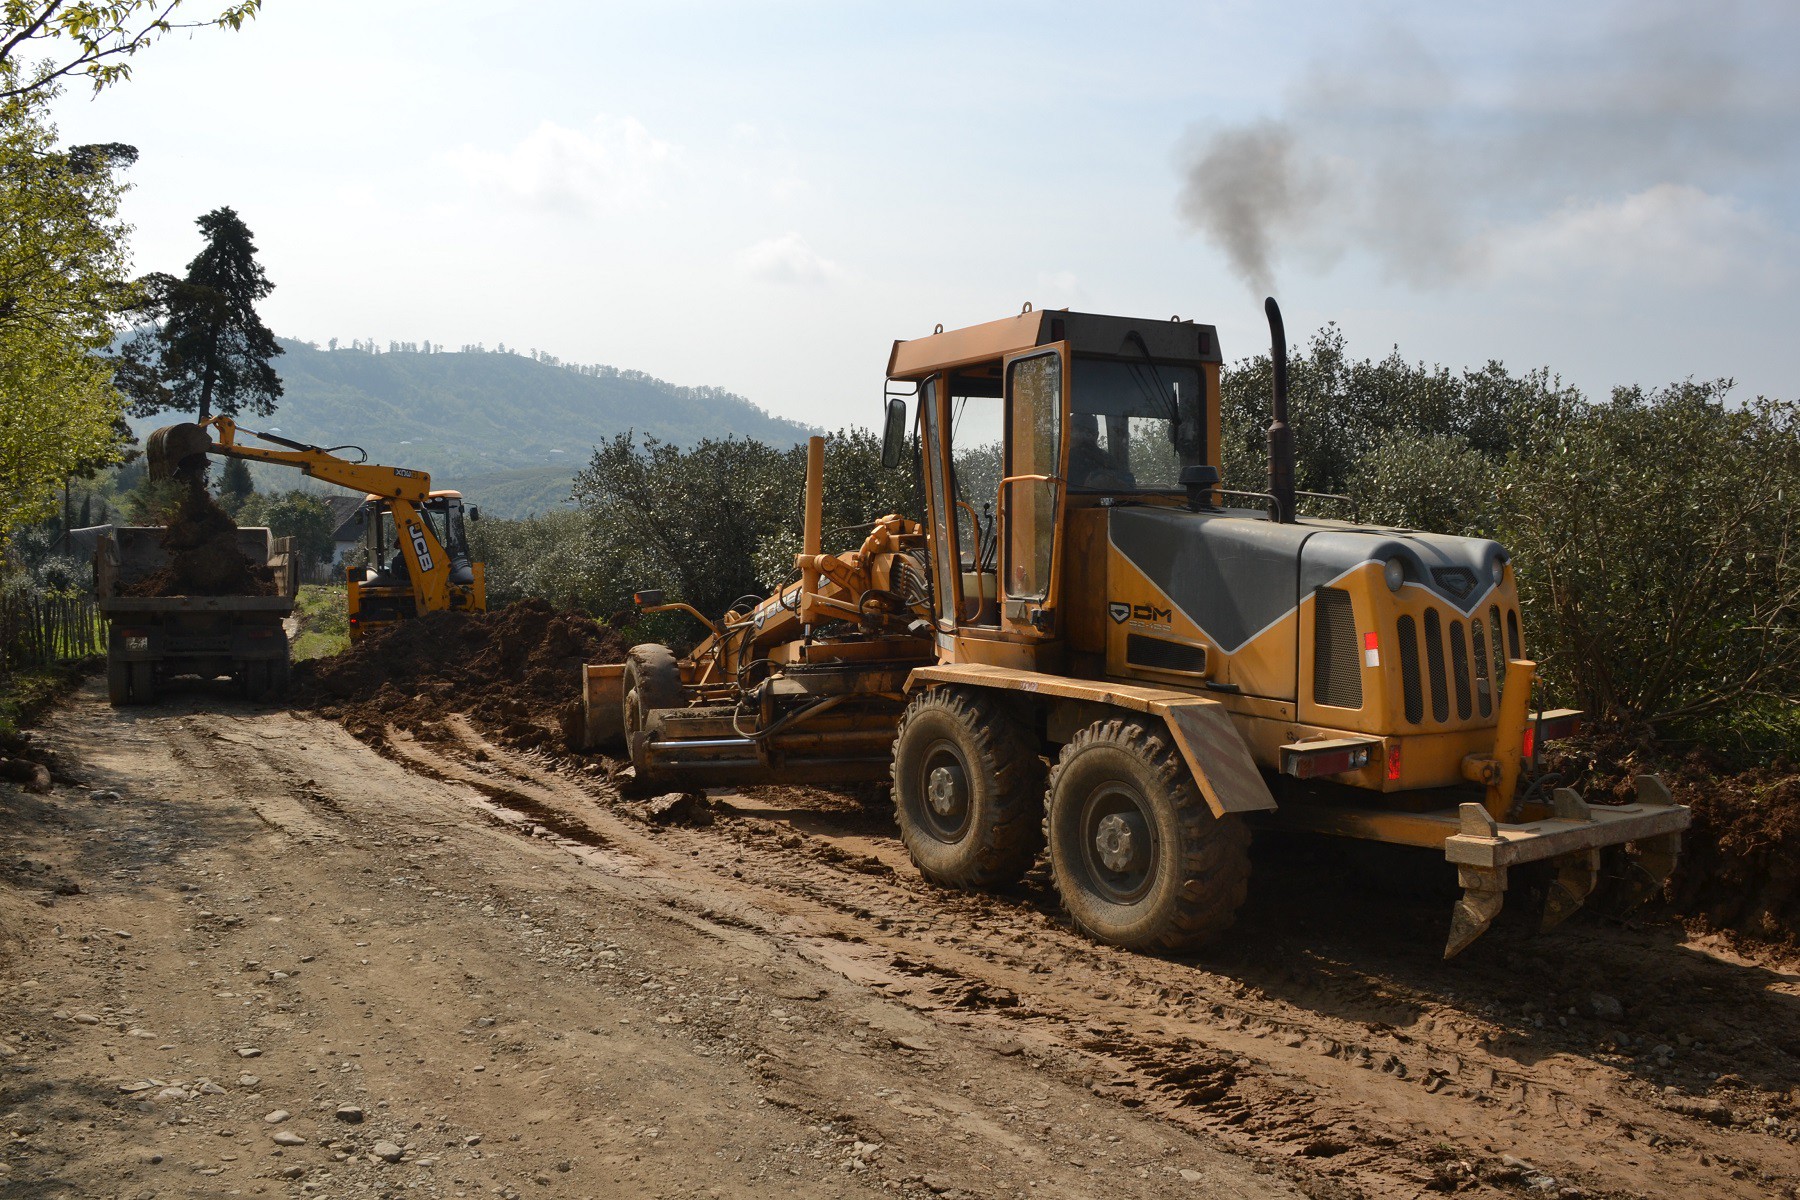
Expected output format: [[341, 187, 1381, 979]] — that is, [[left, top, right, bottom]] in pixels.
[[735, 232, 844, 285], [449, 115, 675, 215], [1482, 185, 1786, 289]]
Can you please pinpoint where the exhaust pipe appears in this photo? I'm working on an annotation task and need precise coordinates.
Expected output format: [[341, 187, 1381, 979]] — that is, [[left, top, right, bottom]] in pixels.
[[1264, 297, 1296, 524]]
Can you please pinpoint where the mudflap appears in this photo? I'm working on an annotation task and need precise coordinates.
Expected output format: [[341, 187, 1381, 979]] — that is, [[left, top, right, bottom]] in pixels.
[[1441, 775, 1687, 958]]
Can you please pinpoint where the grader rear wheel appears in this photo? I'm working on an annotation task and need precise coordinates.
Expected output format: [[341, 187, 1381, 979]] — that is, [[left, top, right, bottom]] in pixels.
[[1046, 718, 1249, 953], [890, 687, 1045, 890]]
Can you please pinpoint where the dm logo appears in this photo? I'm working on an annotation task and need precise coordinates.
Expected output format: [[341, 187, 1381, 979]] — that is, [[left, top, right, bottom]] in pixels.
[[1108, 602, 1130, 625]]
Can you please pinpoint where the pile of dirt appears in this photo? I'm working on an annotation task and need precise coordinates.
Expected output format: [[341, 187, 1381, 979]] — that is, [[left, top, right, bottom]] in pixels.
[[291, 597, 627, 751], [1547, 733, 1800, 951], [120, 475, 276, 597]]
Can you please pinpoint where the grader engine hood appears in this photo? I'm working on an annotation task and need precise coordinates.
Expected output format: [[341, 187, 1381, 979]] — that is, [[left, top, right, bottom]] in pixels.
[[1107, 507, 1509, 652]]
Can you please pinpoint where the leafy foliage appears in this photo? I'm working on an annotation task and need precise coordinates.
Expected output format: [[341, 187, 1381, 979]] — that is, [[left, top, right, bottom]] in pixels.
[[0, 73, 133, 547], [1498, 383, 1800, 730], [239, 488, 332, 566], [0, 0, 263, 99]]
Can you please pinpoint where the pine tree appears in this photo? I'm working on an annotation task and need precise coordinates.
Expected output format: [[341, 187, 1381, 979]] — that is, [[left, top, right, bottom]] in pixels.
[[216, 455, 254, 515], [132, 206, 283, 422]]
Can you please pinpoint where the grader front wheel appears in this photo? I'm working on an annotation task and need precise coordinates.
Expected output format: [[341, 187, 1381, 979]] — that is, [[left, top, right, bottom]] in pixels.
[[890, 687, 1045, 890], [1046, 719, 1250, 953]]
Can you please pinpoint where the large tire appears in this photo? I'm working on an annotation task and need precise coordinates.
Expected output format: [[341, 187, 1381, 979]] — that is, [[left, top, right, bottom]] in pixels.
[[129, 661, 156, 706], [107, 658, 130, 707], [1046, 718, 1249, 953], [241, 660, 273, 702], [890, 687, 1045, 890], [621, 644, 684, 736]]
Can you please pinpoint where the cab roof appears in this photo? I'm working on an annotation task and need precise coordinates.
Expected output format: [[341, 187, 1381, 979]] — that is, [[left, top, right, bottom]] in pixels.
[[887, 308, 1222, 381], [362, 490, 464, 503]]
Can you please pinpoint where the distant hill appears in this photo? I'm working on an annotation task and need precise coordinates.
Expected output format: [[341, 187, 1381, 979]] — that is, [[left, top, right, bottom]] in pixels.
[[128, 339, 813, 516]]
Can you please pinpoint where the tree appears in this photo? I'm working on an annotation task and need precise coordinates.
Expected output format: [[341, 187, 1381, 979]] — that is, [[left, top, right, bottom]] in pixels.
[[215, 453, 252, 514], [126, 205, 283, 422], [0, 1, 264, 100], [238, 488, 332, 565], [0, 70, 134, 546]]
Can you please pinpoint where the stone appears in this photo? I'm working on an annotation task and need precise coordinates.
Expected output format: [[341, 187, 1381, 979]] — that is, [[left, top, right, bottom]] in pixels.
[[892, 1036, 936, 1053], [372, 1140, 404, 1162], [72, 1013, 100, 1025], [1179, 1168, 1206, 1182], [235, 1047, 262, 1058], [1589, 993, 1624, 1020], [334, 1105, 364, 1124], [640, 791, 712, 826], [238, 1074, 260, 1087], [199, 1082, 226, 1095], [271, 1131, 306, 1146], [264, 1110, 291, 1124]]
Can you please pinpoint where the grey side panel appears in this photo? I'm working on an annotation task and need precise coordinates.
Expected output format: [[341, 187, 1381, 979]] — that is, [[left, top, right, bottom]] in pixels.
[[1109, 508, 1307, 653]]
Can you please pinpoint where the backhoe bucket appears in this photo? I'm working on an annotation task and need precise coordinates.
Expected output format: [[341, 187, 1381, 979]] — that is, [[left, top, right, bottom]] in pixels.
[[146, 423, 214, 481]]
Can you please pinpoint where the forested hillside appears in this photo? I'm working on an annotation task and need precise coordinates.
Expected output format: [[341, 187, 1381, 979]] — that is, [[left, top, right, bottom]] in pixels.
[[128, 339, 814, 515]]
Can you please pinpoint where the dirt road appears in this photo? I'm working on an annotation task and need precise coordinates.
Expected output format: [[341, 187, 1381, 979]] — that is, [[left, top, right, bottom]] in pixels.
[[3, 683, 1797, 1200]]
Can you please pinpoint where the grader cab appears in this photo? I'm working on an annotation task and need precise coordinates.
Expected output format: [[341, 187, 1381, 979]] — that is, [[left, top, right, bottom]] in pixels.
[[579, 301, 1688, 957]]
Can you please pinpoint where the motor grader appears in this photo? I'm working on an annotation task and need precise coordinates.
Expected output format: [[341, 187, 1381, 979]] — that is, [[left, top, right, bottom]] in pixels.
[[148, 417, 486, 639], [577, 301, 1688, 956]]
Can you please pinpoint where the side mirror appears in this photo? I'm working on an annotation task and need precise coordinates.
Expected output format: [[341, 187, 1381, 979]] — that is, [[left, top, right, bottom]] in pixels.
[[880, 396, 907, 469], [467, 505, 480, 521]]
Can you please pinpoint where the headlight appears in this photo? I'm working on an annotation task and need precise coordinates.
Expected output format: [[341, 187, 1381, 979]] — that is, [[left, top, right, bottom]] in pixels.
[[1491, 557, 1507, 586], [1383, 557, 1405, 592]]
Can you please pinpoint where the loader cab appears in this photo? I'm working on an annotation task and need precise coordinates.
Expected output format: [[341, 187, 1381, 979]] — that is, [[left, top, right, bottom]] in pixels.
[[346, 490, 486, 639], [886, 308, 1223, 671]]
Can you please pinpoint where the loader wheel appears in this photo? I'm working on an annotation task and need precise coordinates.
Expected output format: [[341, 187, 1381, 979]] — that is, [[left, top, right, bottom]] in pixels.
[[1047, 718, 1249, 953], [622, 644, 685, 737], [890, 687, 1045, 890]]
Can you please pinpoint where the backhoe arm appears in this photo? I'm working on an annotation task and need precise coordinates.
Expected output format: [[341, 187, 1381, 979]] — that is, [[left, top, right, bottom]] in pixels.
[[148, 416, 435, 501]]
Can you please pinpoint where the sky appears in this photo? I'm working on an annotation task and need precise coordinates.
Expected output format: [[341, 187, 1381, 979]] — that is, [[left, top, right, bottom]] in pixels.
[[47, 0, 1800, 430]]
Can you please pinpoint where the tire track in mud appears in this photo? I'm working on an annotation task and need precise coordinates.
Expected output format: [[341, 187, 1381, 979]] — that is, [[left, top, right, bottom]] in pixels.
[[368, 718, 1800, 1200]]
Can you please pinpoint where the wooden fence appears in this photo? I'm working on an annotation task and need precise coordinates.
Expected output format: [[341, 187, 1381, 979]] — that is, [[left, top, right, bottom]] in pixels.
[[0, 592, 104, 673]]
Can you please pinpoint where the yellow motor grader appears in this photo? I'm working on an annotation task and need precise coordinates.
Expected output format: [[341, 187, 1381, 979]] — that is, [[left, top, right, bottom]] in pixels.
[[576, 301, 1688, 956]]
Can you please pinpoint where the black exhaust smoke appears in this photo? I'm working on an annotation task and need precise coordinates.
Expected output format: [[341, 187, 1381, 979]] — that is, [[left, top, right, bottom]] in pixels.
[[1264, 297, 1296, 524]]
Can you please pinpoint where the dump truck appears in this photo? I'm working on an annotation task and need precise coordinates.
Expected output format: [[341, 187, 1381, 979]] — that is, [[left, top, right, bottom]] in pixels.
[[577, 300, 1689, 957], [96, 525, 298, 706], [147, 417, 486, 640]]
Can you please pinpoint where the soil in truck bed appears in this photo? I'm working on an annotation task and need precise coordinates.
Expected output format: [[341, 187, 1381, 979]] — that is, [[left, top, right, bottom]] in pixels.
[[118, 474, 276, 598]]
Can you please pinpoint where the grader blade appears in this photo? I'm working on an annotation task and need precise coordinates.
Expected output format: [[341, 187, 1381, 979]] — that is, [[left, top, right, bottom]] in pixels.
[[146, 423, 214, 481], [1540, 788, 1601, 931]]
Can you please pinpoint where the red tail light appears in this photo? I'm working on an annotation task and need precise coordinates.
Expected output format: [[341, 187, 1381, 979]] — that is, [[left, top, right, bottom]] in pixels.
[[1386, 744, 1403, 781]]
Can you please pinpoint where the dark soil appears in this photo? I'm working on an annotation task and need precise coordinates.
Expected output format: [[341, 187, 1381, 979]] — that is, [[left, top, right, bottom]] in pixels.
[[119, 475, 275, 597], [1546, 731, 1800, 952], [291, 597, 627, 751]]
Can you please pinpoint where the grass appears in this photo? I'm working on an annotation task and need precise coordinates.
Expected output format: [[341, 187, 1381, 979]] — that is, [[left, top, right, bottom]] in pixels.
[[0, 659, 96, 740], [290, 584, 351, 662]]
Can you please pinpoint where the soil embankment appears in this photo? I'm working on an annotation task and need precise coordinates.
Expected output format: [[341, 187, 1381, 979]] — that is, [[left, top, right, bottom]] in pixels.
[[291, 597, 625, 749]]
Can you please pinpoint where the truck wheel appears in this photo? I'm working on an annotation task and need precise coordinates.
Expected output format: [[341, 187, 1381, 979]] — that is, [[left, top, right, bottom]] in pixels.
[[107, 659, 130, 707], [129, 662, 157, 706], [241, 661, 271, 701], [891, 687, 1045, 890], [621, 644, 684, 737], [1046, 718, 1249, 953]]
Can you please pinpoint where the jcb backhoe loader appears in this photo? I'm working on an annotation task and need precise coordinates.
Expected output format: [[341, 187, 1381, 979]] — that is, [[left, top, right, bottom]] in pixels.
[[147, 417, 486, 639], [575, 301, 1688, 957]]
